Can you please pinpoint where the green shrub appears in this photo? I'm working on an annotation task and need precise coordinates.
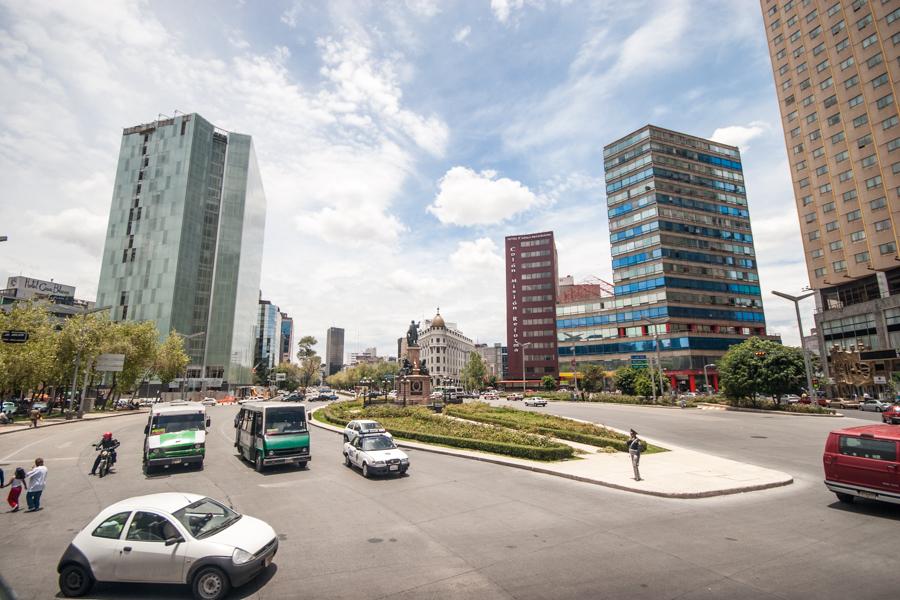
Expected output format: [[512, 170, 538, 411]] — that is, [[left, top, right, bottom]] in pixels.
[[318, 400, 574, 460]]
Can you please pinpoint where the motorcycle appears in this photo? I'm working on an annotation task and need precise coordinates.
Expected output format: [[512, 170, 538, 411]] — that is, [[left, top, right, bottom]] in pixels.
[[93, 444, 115, 478]]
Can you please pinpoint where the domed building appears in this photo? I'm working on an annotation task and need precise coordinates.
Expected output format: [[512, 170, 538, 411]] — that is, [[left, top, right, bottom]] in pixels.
[[419, 308, 475, 388]]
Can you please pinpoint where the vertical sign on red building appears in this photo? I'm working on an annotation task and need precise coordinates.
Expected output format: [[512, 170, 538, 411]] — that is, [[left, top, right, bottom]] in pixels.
[[505, 232, 558, 384]]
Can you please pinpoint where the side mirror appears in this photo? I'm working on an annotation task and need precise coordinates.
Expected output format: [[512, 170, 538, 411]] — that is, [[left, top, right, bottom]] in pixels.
[[206, 417, 211, 428], [144, 425, 149, 435], [164, 536, 184, 546]]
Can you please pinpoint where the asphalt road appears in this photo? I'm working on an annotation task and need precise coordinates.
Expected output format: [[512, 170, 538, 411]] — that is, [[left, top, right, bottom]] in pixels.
[[0, 401, 898, 600]]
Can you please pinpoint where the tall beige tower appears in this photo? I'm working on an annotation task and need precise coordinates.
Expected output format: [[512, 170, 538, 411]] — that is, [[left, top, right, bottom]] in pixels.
[[760, 1, 900, 392]]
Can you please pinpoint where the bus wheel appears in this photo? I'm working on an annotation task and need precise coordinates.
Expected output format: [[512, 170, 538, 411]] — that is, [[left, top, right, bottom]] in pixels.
[[298, 461, 307, 469], [255, 452, 264, 473]]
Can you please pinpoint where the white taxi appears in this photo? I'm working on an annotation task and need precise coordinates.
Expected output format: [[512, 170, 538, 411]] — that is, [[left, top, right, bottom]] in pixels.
[[343, 433, 409, 478]]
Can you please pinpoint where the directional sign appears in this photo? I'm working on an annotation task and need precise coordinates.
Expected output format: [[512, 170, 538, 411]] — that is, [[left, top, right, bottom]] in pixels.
[[95, 353, 125, 372], [1, 330, 28, 344], [275, 373, 286, 381]]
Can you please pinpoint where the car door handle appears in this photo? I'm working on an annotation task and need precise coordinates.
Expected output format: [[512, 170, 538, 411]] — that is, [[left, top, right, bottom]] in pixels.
[[123, 546, 132, 552]]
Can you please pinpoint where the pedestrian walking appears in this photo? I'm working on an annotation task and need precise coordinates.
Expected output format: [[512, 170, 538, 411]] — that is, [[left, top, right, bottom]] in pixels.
[[628, 429, 643, 481], [25, 458, 47, 512], [2, 467, 27, 511], [29, 407, 39, 428]]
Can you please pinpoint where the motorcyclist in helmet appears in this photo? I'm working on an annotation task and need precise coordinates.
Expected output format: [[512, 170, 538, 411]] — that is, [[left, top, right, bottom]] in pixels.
[[90, 432, 120, 475]]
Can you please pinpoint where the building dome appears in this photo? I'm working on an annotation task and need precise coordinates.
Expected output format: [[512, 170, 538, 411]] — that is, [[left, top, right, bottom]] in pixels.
[[431, 308, 446, 329]]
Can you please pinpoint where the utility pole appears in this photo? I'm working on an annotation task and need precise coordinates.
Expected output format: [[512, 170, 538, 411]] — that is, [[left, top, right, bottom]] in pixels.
[[70, 305, 112, 418], [514, 341, 532, 397]]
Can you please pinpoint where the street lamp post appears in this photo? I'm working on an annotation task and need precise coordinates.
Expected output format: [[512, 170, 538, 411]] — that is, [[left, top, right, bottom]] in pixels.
[[772, 290, 816, 401], [177, 332, 205, 401], [513, 341, 532, 397], [70, 305, 112, 418], [561, 333, 583, 397], [703, 363, 717, 395]]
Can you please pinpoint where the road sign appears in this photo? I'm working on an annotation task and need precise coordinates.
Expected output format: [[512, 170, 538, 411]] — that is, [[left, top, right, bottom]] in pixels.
[[630, 354, 648, 367], [95, 353, 125, 372], [275, 373, 286, 381], [874, 376, 887, 384], [1, 330, 28, 343]]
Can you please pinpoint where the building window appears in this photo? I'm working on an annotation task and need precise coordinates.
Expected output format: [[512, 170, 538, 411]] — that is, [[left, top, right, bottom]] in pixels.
[[825, 220, 839, 232], [827, 113, 841, 126], [801, 194, 813, 205], [815, 267, 828, 277], [858, 133, 872, 148], [854, 251, 870, 264], [890, 137, 900, 152], [796, 160, 807, 171], [850, 229, 866, 243], [880, 242, 897, 255], [852, 114, 868, 128], [845, 74, 859, 89], [865, 175, 882, 189], [846, 209, 861, 222], [872, 73, 889, 89], [860, 154, 877, 167], [823, 201, 835, 213], [809, 129, 821, 141], [829, 239, 843, 251], [867, 53, 883, 69], [799, 177, 810, 189], [835, 150, 849, 163], [831, 131, 845, 144], [815, 164, 828, 175], [861, 33, 878, 49], [877, 94, 894, 110], [842, 189, 857, 202], [813, 146, 825, 158], [805, 212, 817, 224], [883, 115, 899, 130], [874, 219, 892, 232], [816, 59, 829, 73], [793, 143, 805, 154], [838, 170, 852, 182], [870, 197, 886, 211], [819, 182, 832, 193], [832, 260, 847, 273], [856, 13, 872, 29], [809, 230, 820, 241], [840, 56, 855, 70], [836, 37, 850, 52], [811, 248, 824, 259]]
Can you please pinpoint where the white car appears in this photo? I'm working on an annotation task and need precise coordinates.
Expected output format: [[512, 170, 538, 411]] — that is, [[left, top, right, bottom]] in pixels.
[[524, 397, 548, 407], [56, 493, 277, 600], [201, 397, 217, 406], [481, 393, 499, 401], [343, 419, 390, 443], [859, 398, 890, 412], [343, 434, 409, 477]]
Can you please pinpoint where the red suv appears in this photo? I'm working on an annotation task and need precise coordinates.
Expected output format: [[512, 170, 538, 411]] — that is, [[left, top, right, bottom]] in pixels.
[[823, 425, 900, 505], [881, 403, 900, 425]]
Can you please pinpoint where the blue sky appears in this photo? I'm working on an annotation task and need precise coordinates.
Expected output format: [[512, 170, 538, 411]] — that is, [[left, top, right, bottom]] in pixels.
[[0, 0, 813, 359]]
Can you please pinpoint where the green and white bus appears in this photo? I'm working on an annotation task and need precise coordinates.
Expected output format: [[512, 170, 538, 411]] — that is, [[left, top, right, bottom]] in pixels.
[[234, 402, 310, 472], [142, 402, 210, 474]]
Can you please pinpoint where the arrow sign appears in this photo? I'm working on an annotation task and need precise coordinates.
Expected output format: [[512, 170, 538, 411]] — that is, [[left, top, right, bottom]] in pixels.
[[1, 330, 29, 344]]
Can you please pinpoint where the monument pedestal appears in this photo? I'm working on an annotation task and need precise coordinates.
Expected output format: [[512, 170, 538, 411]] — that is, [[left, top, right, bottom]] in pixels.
[[400, 346, 431, 405]]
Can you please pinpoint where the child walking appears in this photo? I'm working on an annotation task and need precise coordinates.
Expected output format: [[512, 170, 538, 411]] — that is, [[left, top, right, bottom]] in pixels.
[[2, 467, 27, 512]]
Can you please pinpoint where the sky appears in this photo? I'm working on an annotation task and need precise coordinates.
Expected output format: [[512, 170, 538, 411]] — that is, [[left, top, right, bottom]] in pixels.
[[0, 0, 815, 360]]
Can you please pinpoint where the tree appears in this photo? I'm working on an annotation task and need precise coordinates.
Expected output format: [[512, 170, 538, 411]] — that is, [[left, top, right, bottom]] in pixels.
[[541, 375, 557, 391], [718, 337, 806, 405], [633, 369, 669, 399], [581, 365, 606, 393], [297, 355, 322, 392], [296, 336, 317, 361], [273, 362, 303, 391], [154, 331, 190, 386], [254, 362, 271, 387], [460, 353, 487, 391], [486, 374, 499, 389], [0, 302, 59, 401], [614, 366, 640, 395]]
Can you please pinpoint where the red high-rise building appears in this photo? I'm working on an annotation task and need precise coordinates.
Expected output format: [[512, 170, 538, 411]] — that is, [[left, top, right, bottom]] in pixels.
[[505, 231, 559, 387]]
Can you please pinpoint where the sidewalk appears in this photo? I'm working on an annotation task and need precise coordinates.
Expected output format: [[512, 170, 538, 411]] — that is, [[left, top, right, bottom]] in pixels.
[[0, 409, 148, 436], [309, 408, 793, 499]]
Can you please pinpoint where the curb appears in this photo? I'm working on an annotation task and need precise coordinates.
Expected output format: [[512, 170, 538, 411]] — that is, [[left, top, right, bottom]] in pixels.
[[697, 403, 843, 417], [308, 406, 793, 500], [0, 409, 148, 436]]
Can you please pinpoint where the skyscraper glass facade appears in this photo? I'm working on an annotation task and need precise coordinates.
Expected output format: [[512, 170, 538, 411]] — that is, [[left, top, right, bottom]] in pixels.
[[556, 125, 775, 392], [96, 113, 266, 386]]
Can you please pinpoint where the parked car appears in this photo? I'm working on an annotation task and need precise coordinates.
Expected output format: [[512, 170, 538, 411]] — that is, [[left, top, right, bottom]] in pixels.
[[1, 401, 18, 414], [481, 393, 499, 401], [524, 397, 548, 407], [781, 395, 801, 404], [343, 419, 390, 443], [343, 433, 409, 478], [32, 401, 49, 413], [881, 403, 900, 424], [201, 397, 217, 406], [507, 394, 523, 401], [56, 493, 277, 600], [859, 398, 890, 412], [823, 424, 900, 506]]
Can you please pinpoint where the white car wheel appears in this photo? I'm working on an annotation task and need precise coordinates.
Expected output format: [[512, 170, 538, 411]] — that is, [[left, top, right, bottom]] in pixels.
[[362, 462, 370, 478], [192, 566, 231, 600]]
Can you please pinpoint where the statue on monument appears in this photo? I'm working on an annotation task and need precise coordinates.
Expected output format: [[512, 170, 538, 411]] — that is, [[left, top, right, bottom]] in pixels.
[[419, 357, 429, 376], [406, 320, 420, 347]]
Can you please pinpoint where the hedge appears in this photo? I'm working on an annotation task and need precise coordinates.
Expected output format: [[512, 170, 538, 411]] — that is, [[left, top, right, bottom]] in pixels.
[[316, 401, 575, 461]]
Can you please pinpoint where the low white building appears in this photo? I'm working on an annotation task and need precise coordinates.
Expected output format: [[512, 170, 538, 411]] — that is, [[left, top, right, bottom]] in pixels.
[[419, 309, 475, 388]]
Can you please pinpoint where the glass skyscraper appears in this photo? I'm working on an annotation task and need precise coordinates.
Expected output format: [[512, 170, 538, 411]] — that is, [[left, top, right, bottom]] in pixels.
[[96, 113, 266, 386], [557, 125, 775, 392]]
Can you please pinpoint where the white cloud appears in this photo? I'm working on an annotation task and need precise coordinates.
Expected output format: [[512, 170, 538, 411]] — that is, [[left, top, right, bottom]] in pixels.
[[453, 26, 471, 44], [710, 121, 771, 150], [490, 0, 524, 23], [450, 237, 503, 272], [428, 167, 544, 226], [27, 207, 108, 255], [405, 0, 441, 18]]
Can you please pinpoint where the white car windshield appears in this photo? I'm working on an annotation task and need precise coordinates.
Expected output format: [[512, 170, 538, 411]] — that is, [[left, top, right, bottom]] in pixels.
[[360, 435, 396, 451], [173, 497, 241, 539]]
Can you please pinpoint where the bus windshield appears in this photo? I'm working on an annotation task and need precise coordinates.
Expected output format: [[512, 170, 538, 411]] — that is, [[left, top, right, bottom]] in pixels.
[[151, 413, 204, 434], [265, 407, 307, 435]]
